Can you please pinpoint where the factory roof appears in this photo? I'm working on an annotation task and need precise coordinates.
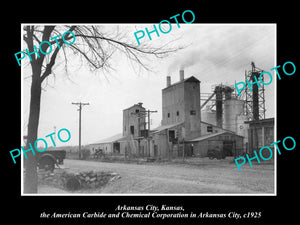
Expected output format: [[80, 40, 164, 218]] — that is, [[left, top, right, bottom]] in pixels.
[[151, 122, 184, 133], [200, 120, 238, 133], [244, 118, 274, 125], [186, 131, 244, 142], [90, 133, 125, 144], [162, 76, 200, 90], [123, 102, 145, 111]]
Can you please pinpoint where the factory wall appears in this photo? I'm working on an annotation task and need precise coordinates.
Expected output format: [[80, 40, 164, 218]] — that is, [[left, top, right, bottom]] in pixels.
[[150, 123, 186, 159], [151, 130, 169, 159], [121, 138, 148, 157], [89, 143, 113, 155], [246, 118, 274, 157], [123, 103, 146, 139], [201, 108, 217, 126], [183, 80, 201, 140], [161, 75, 201, 140], [162, 82, 185, 126], [89, 138, 149, 158], [191, 133, 244, 157], [200, 121, 224, 136]]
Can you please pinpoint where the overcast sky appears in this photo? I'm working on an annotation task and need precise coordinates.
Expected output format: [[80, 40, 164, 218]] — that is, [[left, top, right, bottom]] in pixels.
[[22, 24, 276, 146]]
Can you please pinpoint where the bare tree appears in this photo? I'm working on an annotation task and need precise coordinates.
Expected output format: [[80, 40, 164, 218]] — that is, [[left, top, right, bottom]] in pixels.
[[22, 25, 182, 193]]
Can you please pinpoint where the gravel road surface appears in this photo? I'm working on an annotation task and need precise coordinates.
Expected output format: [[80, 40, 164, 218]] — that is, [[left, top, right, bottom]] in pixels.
[[39, 158, 274, 194]]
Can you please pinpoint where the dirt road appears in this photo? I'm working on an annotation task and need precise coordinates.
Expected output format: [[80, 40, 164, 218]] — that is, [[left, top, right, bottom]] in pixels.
[[47, 158, 274, 194]]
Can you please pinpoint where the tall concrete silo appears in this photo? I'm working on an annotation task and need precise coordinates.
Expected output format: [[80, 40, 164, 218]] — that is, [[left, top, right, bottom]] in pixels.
[[223, 99, 244, 134]]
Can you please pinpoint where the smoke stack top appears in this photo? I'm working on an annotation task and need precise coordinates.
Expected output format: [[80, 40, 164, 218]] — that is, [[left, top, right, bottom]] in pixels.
[[180, 69, 184, 81], [166, 76, 171, 87]]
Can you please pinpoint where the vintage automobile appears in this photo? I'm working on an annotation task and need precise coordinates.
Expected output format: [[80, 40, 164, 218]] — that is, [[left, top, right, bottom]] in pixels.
[[207, 147, 226, 160], [37, 150, 66, 171], [93, 149, 104, 159]]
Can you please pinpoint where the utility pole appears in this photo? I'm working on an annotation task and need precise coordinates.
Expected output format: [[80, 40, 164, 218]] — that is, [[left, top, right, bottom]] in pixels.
[[140, 109, 157, 157], [72, 102, 90, 159]]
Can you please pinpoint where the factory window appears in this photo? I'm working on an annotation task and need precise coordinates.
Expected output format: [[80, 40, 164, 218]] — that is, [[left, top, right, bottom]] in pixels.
[[141, 130, 149, 138], [168, 130, 176, 143], [167, 112, 170, 118], [135, 109, 140, 113], [207, 126, 213, 132], [190, 110, 196, 115], [176, 111, 179, 116], [130, 125, 134, 135]]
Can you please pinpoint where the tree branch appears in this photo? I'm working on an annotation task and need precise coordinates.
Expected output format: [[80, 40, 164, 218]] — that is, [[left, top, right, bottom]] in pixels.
[[40, 26, 77, 82], [69, 43, 100, 69], [74, 33, 178, 57]]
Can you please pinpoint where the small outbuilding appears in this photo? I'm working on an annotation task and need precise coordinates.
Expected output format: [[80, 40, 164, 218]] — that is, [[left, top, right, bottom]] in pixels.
[[186, 131, 244, 157], [89, 133, 124, 155], [244, 118, 274, 156]]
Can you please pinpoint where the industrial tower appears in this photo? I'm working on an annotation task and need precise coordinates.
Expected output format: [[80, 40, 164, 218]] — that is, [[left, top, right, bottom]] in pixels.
[[238, 62, 266, 121]]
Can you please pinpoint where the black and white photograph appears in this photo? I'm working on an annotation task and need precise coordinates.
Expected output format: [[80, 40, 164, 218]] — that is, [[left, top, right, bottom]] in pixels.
[[21, 24, 276, 195], [4, 5, 298, 225]]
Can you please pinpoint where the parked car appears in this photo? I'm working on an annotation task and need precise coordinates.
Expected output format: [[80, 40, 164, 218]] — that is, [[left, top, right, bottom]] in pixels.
[[207, 147, 226, 160], [93, 149, 105, 159], [37, 150, 66, 171]]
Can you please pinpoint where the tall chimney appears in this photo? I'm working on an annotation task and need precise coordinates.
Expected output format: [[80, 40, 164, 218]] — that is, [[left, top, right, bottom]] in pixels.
[[180, 69, 184, 81], [166, 76, 171, 87]]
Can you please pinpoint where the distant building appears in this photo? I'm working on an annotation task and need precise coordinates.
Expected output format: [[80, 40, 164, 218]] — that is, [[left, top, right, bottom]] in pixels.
[[122, 102, 148, 157], [123, 103, 146, 139], [89, 133, 124, 155], [89, 102, 149, 158], [245, 118, 274, 156]]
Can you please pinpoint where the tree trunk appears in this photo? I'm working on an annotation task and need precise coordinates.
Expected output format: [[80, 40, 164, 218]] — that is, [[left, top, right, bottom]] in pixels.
[[24, 68, 42, 193]]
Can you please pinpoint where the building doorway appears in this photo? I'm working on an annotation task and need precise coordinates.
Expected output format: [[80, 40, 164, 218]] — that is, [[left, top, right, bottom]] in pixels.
[[154, 145, 158, 157], [223, 140, 235, 156]]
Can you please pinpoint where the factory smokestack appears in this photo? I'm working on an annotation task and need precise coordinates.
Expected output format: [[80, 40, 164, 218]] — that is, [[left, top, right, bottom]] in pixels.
[[166, 76, 171, 87], [180, 69, 184, 81]]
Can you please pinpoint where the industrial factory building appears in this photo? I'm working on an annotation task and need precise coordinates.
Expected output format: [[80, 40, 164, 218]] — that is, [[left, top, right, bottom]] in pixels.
[[90, 64, 274, 160], [90, 103, 149, 157], [150, 70, 244, 159]]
